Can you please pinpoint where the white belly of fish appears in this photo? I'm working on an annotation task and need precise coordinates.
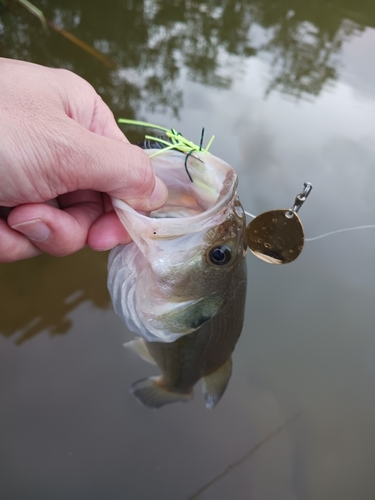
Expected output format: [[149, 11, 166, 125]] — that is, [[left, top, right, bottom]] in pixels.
[[108, 243, 202, 343], [108, 243, 144, 337]]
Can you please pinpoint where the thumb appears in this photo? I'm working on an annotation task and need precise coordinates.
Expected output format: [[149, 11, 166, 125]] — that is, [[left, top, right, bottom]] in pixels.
[[65, 123, 168, 212]]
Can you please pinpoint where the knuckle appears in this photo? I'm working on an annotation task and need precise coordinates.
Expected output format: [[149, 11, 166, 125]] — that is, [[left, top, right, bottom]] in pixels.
[[37, 237, 85, 257], [0, 240, 40, 262]]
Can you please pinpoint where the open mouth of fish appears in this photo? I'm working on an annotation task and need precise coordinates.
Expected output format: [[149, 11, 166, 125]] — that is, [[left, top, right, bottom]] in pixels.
[[112, 149, 239, 236]]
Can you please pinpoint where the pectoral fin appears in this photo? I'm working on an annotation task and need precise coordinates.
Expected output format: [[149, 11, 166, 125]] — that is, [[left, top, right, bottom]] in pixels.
[[124, 338, 156, 365], [202, 356, 233, 410], [131, 377, 193, 409], [153, 297, 220, 335]]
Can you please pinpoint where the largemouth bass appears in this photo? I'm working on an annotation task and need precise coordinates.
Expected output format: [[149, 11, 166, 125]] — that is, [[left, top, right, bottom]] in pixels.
[[108, 133, 247, 408]]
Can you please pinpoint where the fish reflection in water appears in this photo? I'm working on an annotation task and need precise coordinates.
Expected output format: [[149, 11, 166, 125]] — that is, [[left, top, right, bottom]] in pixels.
[[108, 135, 247, 409]]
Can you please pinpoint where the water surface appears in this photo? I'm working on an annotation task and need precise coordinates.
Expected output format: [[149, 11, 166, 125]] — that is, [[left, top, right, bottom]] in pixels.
[[1, 1, 375, 499]]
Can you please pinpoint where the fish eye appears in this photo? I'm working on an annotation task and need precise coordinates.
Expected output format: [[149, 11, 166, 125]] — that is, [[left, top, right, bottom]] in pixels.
[[207, 245, 232, 266]]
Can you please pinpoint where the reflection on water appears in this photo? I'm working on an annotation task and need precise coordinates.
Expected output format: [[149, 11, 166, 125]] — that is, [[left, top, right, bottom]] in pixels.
[[1, 1, 375, 499], [0, 249, 110, 344], [0, 0, 371, 113], [187, 411, 301, 500]]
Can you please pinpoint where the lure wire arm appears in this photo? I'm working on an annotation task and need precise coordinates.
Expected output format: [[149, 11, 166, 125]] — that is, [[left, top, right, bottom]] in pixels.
[[286, 182, 313, 218]]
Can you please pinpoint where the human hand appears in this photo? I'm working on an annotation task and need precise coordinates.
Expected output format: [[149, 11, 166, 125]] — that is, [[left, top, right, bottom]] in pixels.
[[0, 58, 168, 263]]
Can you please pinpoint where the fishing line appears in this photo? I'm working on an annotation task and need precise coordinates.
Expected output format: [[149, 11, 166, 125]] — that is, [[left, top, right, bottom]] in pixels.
[[305, 225, 375, 242], [245, 211, 256, 219], [245, 210, 375, 242], [186, 411, 302, 500]]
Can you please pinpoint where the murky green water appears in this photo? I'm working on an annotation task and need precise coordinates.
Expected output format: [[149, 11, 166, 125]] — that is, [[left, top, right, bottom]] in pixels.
[[2, 1, 375, 499]]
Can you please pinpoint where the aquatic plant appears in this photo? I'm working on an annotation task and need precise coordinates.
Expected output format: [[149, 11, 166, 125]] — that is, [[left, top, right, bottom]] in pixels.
[[15, 0, 47, 32]]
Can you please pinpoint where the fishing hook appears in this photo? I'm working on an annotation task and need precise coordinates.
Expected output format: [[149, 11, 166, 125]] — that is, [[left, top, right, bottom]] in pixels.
[[184, 149, 195, 183]]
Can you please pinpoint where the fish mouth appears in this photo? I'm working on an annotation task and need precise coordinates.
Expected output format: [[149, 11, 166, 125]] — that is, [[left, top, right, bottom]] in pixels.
[[111, 150, 238, 241]]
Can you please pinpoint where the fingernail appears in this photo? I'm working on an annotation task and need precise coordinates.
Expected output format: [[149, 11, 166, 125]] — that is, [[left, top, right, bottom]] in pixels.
[[149, 177, 168, 209], [11, 219, 51, 242]]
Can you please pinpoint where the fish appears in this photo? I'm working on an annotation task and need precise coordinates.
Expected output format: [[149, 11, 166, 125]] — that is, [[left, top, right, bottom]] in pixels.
[[107, 134, 247, 408], [125, 261, 246, 409]]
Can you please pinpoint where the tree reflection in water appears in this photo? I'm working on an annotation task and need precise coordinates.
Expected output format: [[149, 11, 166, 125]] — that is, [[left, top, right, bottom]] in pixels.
[[0, 0, 372, 108], [0, 250, 110, 344], [0, 0, 373, 342]]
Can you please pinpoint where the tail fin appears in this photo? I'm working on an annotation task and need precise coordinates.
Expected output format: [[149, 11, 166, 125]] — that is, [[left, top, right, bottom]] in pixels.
[[131, 377, 193, 409]]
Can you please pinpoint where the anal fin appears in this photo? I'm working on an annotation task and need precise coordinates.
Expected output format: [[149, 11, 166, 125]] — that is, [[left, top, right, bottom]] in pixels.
[[131, 377, 193, 409], [202, 356, 232, 410]]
